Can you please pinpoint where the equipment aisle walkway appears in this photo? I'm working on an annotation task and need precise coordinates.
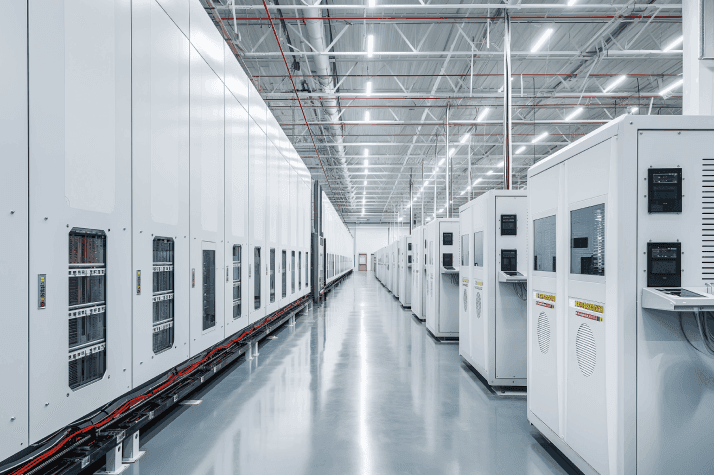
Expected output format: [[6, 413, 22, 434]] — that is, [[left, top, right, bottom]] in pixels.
[[127, 272, 577, 475]]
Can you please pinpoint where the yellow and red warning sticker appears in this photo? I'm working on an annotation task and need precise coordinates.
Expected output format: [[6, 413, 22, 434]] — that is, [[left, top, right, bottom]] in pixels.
[[534, 291, 555, 309], [569, 298, 604, 322]]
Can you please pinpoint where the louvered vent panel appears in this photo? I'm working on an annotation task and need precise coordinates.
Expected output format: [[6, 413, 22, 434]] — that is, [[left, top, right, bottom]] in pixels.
[[576, 323, 596, 377], [703, 159, 714, 280], [463, 288, 468, 312], [537, 312, 550, 354]]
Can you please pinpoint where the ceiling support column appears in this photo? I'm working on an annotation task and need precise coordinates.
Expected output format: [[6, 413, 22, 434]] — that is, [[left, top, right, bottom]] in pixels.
[[503, 10, 513, 190]]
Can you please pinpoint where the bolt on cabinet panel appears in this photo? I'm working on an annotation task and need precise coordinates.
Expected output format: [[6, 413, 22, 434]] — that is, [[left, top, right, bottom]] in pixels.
[[225, 90, 250, 336], [249, 117, 267, 324], [189, 46, 225, 356], [28, 0, 133, 444], [0, 0, 29, 460], [131, 0, 191, 387]]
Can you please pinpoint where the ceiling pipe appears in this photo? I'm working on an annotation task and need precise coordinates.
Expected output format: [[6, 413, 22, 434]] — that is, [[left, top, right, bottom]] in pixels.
[[303, 0, 353, 200]]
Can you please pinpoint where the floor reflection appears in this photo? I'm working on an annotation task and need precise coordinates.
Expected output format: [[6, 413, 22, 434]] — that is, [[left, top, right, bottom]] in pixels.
[[128, 272, 577, 475]]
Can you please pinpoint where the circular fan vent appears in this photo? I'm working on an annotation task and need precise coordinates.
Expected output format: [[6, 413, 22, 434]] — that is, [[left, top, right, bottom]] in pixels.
[[537, 312, 550, 354], [463, 288, 468, 312], [576, 323, 596, 377], [475, 292, 482, 319]]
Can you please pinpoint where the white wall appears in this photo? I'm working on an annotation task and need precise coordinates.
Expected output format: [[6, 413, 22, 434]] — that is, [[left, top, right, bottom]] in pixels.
[[353, 224, 410, 271]]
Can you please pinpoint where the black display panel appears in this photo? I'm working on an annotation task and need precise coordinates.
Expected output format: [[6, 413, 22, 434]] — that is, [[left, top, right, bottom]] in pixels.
[[501, 214, 517, 235], [648, 168, 682, 213], [443, 253, 453, 268], [647, 242, 681, 287], [501, 249, 517, 272], [443, 232, 453, 245]]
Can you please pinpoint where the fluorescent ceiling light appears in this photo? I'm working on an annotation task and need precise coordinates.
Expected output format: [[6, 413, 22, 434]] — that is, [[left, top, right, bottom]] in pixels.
[[473, 178, 482, 186], [365, 111, 370, 122], [477, 107, 490, 122], [367, 35, 374, 57], [532, 132, 549, 143], [568, 0, 577, 5], [363, 180, 367, 186], [487, 170, 495, 175], [364, 148, 369, 156], [438, 158, 445, 166], [565, 107, 584, 121], [515, 146, 526, 154], [365, 81, 372, 96], [365, 169, 368, 174], [630, 106, 639, 113], [460, 190, 466, 196], [604, 75, 627, 93], [663, 35, 683, 52], [460, 133, 471, 144], [368, 0, 375, 8], [659, 78, 684, 96], [438, 208, 444, 213], [531, 28, 554, 53], [364, 159, 369, 166], [448, 148, 455, 157], [398, 217, 402, 221], [424, 180, 429, 186]]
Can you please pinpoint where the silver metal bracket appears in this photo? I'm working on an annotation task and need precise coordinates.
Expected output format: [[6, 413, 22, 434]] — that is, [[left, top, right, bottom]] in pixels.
[[121, 431, 146, 464]]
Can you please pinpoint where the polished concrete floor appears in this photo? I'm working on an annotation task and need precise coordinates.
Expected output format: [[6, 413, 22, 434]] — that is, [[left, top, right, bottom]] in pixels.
[[128, 272, 578, 475]]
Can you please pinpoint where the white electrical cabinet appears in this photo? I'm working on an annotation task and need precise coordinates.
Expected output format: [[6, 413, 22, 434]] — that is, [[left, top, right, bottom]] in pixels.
[[399, 236, 412, 308], [527, 115, 714, 475], [424, 219, 460, 338], [224, 56, 251, 338], [189, 42, 226, 357], [0, 0, 28, 461], [392, 240, 401, 298], [459, 190, 528, 387], [411, 226, 426, 320], [131, 0, 192, 386], [248, 88, 267, 325], [27, 0, 133, 444]]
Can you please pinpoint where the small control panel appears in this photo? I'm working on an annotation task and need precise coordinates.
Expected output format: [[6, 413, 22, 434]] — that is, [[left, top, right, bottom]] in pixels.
[[38, 274, 46, 308], [443, 233, 453, 246], [501, 214, 517, 235], [501, 249, 517, 272], [647, 242, 681, 287], [648, 168, 682, 213]]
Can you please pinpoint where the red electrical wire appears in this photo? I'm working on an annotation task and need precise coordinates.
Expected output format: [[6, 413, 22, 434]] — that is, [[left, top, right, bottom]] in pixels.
[[10, 297, 309, 475]]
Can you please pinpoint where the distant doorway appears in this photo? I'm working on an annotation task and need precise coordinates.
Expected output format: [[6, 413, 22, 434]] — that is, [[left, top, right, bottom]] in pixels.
[[358, 253, 367, 271]]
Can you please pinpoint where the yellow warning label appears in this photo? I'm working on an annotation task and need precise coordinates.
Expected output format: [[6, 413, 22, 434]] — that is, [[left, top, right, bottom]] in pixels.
[[574, 300, 603, 314], [462, 278, 469, 285], [475, 281, 483, 286], [536, 293, 555, 302]]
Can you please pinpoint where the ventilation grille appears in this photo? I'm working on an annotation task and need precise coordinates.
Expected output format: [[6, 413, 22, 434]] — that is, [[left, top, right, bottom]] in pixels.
[[703, 159, 714, 280], [463, 288, 468, 312], [576, 323, 596, 377], [537, 312, 550, 354], [475, 292, 482, 319]]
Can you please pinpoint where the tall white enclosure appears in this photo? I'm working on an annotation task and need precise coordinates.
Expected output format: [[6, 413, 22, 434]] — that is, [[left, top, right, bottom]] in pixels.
[[424, 219, 460, 338], [459, 191, 528, 387], [527, 115, 714, 475], [399, 236, 412, 308], [411, 226, 425, 320], [28, 0, 133, 444], [0, 0, 28, 460]]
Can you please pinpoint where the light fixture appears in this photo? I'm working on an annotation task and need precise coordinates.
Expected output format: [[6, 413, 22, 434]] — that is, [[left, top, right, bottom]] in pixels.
[[531, 28, 554, 53], [473, 178, 482, 186], [424, 180, 429, 186], [438, 208, 444, 213], [364, 159, 369, 166], [532, 132, 549, 143], [567, 0, 577, 5], [364, 148, 369, 156], [438, 158, 445, 166], [368, 0, 376, 8], [515, 146, 526, 154], [398, 217, 403, 221], [487, 170, 495, 175], [448, 148, 455, 157], [659, 78, 684, 97], [363, 180, 367, 186], [365, 111, 370, 122], [367, 34, 374, 58], [604, 75, 627, 93], [565, 107, 584, 121], [628, 106, 639, 114], [365, 81, 372, 96], [365, 168, 368, 175], [477, 107, 490, 122], [663, 35, 683, 52], [460, 133, 471, 144]]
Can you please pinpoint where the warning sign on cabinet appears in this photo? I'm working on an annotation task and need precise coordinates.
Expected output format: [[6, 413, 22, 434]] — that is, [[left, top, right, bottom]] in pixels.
[[569, 297, 604, 322]]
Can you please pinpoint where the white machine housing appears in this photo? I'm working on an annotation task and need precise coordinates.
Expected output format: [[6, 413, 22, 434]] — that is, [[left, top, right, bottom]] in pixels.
[[424, 218, 460, 338], [459, 190, 528, 387], [399, 235, 412, 308], [527, 115, 714, 475], [411, 226, 425, 319]]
